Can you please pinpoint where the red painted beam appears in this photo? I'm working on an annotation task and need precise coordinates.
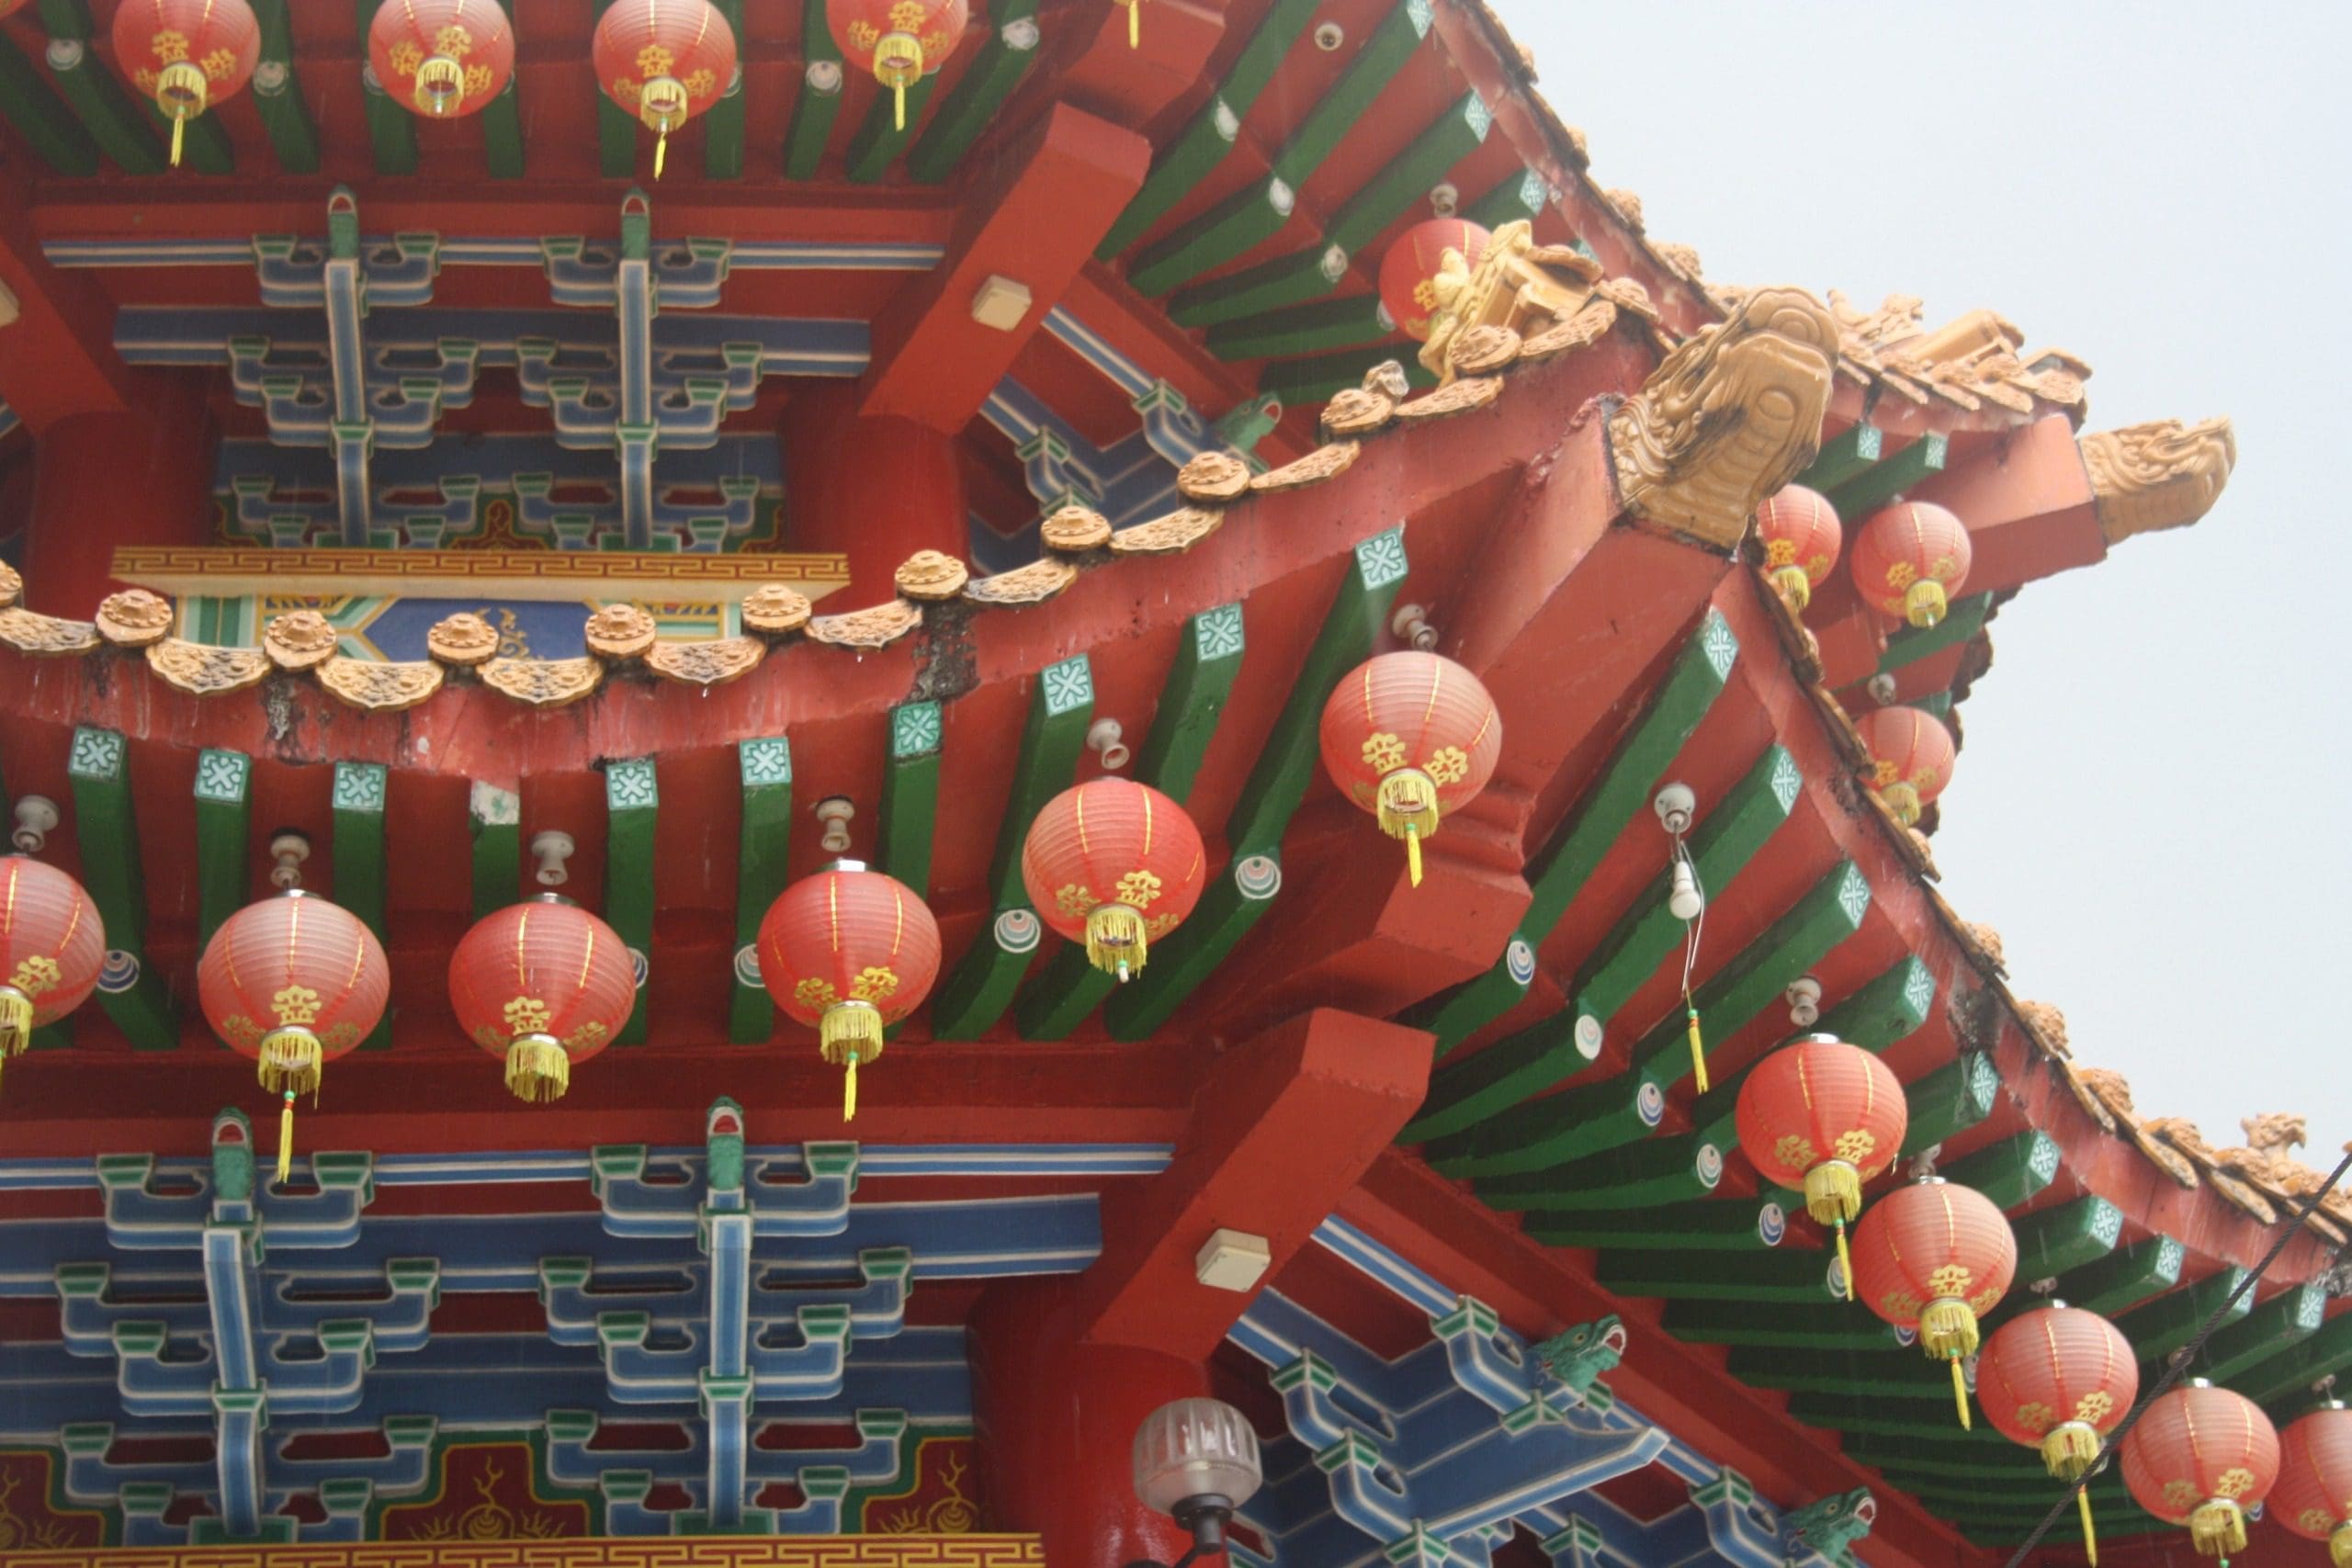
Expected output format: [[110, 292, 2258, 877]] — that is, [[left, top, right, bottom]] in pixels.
[[0, 193, 138, 431], [1064, 1007, 1431, 1359], [860, 104, 1151, 433], [1906, 412, 2104, 595], [1054, 1, 1229, 131]]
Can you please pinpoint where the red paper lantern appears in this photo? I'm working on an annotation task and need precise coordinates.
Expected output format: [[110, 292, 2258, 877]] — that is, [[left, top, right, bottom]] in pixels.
[[824, 0, 968, 130], [0, 856, 105, 1089], [1021, 778, 1206, 983], [198, 890, 391, 1182], [756, 863, 941, 1122], [1755, 484, 1842, 613], [593, 0, 737, 177], [2274, 1404, 2352, 1567], [1378, 220, 1493, 342], [1318, 650, 1502, 886], [368, 0, 514, 118], [1733, 1034, 1906, 1298], [1851, 1178, 2017, 1428], [111, 0, 262, 166], [448, 895, 636, 1105], [2122, 1382, 2281, 1560], [1854, 705, 1956, 828], [1851, 500, 1972, 628], [1979, 1303, 2140, 1561]]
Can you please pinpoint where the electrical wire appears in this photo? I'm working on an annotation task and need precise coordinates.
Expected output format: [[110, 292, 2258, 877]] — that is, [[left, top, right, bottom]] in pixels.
[[2000, 1144, 2352, 1568]]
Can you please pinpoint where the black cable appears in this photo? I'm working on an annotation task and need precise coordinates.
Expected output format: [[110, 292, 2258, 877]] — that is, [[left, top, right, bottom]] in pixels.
[[2000, 1145, 2352, 1568]]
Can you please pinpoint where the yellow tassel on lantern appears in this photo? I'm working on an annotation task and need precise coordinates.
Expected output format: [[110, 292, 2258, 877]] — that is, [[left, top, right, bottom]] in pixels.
[[1880, 781, 1922, 826], [1770, 565, 1812, 613], [1915, 1296, 1980, 1429], [654, 127, 669, 178], [820, 1002, 885, 1122], [1904, 579, 1948, 628], [2188, 1499, 2247, 1560], [505, 1034, 571, 1104], [277, 1089, 296, 1185], [0, 983, 33, 1059], [1124, 0, 1142, 46], [2040, 1423, 2101, 1481], [1376, 769, 1440, 888], [155, 62, 207, 169], [2330, 1521, 2352, 1568], [876, 34, 923, 131], [1085, 903, 1149, 981], [1947, 1352, 1972, 1428], [1685, 1006, 1708, 1092], [1802, 1162, 1860, 1299], [2078, 1489, 2099, 1566], [257, 1027, 324, 1097]]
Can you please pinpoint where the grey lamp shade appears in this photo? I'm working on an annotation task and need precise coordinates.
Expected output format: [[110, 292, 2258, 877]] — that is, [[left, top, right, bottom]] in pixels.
[[1131, 1397, 1264, 1516]]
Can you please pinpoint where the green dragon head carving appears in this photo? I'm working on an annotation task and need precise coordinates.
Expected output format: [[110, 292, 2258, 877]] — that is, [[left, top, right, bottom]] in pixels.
[[209, 1108, 254, 1205], [1782, 1487, 1877, 1567], [1533, 1314, 1628, 1395], [705, 1098, 746, 1192]]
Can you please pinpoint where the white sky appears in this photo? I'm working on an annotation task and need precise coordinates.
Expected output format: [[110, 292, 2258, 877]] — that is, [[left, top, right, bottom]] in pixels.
[[1489, 0, 2352, 1150]]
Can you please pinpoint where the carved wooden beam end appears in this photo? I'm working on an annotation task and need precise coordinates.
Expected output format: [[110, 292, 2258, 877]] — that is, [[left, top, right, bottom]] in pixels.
[[1606, 287, 1839, 551], [2079, 416, 2237, 545]]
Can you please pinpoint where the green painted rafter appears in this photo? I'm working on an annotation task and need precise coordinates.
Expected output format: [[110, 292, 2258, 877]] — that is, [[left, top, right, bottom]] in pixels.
[[1097, 0, 1323, 259], [0, 32, 97, 173], [1900, 1051, 1999, 1156], [1436, 861, 1872, 1184], [1104, 531, 1409, 1042], [1662, 1297, 1891, 1351], [1524, 1196, 1787, 1253], [477, 0, 523, 180], [191, 750, 252, 954], [1876, 592, 1995, 675], [355, 0, 420, 175], [1406, 611, 1739, 1073], [1167, 90, 1491, 330], [469, 782, 520, 919], [728, 738, 793, 1044], [1259, 346, 1438, 408], [2240, 1309, 2352, 1410], [63, 728, 174, 1050], [700, 0, 745, 178], [1204, 170, 1547, 363], [248, 0, 319, 173], [876, 707, 939, 900], [1794, 423, 1882, 494], [2192, 1282, 2326, 1385], [2113, 1266, 2253, 1367], [330, 763, 391, 1051], [2059, 1235, 2187, 1318], [1938, 1127, 2062, 1211], [844, 76, 940, 185], [38, 0, 235, 174], [1823, 432, 1948, 518], [906, 0, 1041, 184], [930, 657, 1098, 1040], [782, 3, 843, 180], [1018, 603, 1246, 1042], [592, 0, 636, 178], [604, 759, 658, 1045], [1125, 0, 1435, 297]]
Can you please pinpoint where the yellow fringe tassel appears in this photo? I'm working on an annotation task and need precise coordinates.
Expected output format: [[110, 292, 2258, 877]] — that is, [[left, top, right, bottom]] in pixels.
[[1803, 1161, 1863, 1225], [1919, 1296, 1982, 1359], [277, 1090, 296, 1186], [2189, 1499, 2246, 1560], [505, 1035, 571, 1104], [0, 984, 33, 1059], [170, 115, 186, 167], [1881, 781, 1922, 826], [1834, 1219, 1854, 1301], [893, 81, 907, 130], [2331, 1521, 2352, 1568], [2078, 1489, 2098, 1567], [654, 126, 669, 179], [1905, 579, 1948, 628], [1377, 770, 1440, 888], [1085, 903, 1149, 981], [1770, 565, 1812, 614], [257, 1028, 323, 1097], [1948, 1351, 1971, 1429], [1686, 1007, 1708, 1093], [2041, 1423, 2101, 1482], [1129, 0, 1141, 47], [820, 1003, 885, 1123]]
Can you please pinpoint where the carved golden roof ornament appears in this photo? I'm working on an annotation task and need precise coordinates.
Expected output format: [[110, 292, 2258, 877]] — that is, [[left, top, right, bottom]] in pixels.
[[1252, 442, 1360, 494], [425, 612, 501, 667], [964, 558, 1080, 605], [1321, 382, 1397, 439], [1448, 324, 1523, 378], [1363, 360, 1414, 401], [1520, 297, 1621, 363], [893, 550, 970, 603], [0, 607, 100, 657], [584, 604, 658, 661], [1607, 287, 1839, 551], [1420, 221, 1607, 385], [0, 561, 21, 609], [1395, 376, 1503, 424], [644, 637, 765, 688], [1962, 920, 2006, 974], [1176, 451, 1252, 504], [805, 599, 923, 649], [1603, 186, 1644, 231], [480, 656, 603, 708], [1109, 505, 1225, 557], [2015, 999, 2069, 1059], [262, 609, 340, 671], [317, 657, 444, 712], [740, 584, 814, 636], [1040, 505, 1113, 554], [95, 590, 175, 649], [146, 638, 269, 697], [1654, 241, 1702, 281], [2080, 417, 2238, 544]]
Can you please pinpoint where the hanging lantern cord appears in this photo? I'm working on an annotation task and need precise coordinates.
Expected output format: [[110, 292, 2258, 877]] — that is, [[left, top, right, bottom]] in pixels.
[[1673, 832, 1708, 1093], [2001, 1143, 2352, 1568]]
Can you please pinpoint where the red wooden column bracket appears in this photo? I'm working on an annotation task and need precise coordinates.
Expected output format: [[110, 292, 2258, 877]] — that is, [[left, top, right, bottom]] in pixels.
[[858, 101, 1151, 434], [1068, 1006, 1433, 1360], [0, 196, 139, 431]]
